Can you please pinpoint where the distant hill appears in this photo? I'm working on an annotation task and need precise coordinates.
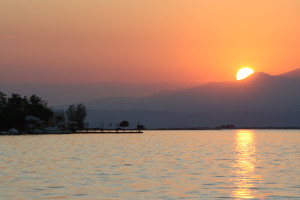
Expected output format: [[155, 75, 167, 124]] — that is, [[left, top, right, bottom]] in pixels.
[[86, 110, 300, 129], [279, 68, 300, 79], [0, 82, 192, 106], [77, 69, 300, 128], [83, 70, 300, 113]]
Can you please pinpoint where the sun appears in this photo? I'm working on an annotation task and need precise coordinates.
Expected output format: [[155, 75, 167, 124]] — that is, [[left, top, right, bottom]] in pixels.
[[236, 67, 255, 80]]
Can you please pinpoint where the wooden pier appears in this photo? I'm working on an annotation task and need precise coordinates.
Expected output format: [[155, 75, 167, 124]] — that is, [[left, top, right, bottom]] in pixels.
[[75, 129, 143, 134]]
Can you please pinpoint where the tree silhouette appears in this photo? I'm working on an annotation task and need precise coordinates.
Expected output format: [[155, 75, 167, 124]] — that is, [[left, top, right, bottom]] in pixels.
[[29, 94, 52, 123], [53, 109, 66, 124], [0, 92, 7, 110], [0, 92, 53, 130], [119, 120, 129, 131], [136, 123, 145, 130], [66, 104, 87, 129], [0, 92, 7, 130]]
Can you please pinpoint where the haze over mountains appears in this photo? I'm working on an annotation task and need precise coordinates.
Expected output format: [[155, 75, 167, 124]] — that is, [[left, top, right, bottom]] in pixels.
[[0, 82, 194, 106], [84, 69, 300, 112], [83, 69, 300, 128], [2, 68, 300, 128]]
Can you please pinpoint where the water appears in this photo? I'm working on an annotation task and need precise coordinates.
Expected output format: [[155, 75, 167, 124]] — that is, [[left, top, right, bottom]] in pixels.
[[0, 130, 299, 199]]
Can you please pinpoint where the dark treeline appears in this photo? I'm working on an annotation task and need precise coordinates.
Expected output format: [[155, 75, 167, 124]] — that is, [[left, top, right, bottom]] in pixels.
[[66, 104, 87, 129], [0, 90, 144, 133], [0, 91, 53, 130]]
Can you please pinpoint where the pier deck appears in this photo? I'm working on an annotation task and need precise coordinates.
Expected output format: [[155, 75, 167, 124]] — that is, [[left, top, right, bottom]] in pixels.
[[75, 129, 143, 134]]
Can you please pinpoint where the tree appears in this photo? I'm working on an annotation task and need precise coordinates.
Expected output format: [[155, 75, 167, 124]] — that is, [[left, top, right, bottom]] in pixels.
[[52, 109, 66, 124], [28, 94, 53, 123], [136, 123, 146, 130], [66, 104, 76, 121], [4, 93, 29, 129], [0, 92, 53, 131], [0, 92, 7, 130], [66, 104, 87, 129], [119, 120, 129, 131], [0, 92, 7, 110]]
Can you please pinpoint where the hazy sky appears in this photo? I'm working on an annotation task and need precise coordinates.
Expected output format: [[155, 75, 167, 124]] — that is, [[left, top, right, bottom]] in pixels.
[[1, 0, 300, 84]]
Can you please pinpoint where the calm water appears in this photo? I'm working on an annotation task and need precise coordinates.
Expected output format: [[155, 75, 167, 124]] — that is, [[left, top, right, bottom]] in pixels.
[[0, 130, 299, 199]]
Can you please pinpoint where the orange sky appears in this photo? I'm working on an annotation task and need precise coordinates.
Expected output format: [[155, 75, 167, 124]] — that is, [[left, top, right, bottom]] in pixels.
[[0, 0, 299, 84]]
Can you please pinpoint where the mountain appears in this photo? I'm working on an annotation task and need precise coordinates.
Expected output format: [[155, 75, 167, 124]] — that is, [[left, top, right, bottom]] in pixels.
[[279, 68, 300, 79], [81, 69, 300, 128], [83, 70, 300, 112], [0, 82, 193, 106]]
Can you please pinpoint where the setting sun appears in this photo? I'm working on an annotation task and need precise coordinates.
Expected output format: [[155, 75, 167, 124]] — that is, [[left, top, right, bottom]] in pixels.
[[236, 68, 255, 80]]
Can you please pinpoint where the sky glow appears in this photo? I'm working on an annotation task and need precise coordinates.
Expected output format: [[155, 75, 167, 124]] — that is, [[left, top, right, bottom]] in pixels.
[[0, 1, 300, 84]]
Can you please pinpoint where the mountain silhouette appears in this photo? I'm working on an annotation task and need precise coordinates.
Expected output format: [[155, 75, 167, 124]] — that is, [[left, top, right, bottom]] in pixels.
[[81, 69, 300, 128], [83, 69, 300, 113], [279, 68, 300, 79]]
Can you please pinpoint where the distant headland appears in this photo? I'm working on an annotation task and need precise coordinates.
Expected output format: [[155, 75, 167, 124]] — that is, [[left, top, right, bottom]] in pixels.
[[0, 91, 144, 135]]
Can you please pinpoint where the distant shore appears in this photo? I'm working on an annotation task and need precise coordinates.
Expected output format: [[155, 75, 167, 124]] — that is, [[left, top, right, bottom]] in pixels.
[[151, 127, 300, 130], [2, 127, 300, 136]]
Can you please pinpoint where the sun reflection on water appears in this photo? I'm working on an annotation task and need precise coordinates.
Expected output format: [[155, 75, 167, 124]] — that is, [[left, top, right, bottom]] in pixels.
[[232, 130, 259, 199]]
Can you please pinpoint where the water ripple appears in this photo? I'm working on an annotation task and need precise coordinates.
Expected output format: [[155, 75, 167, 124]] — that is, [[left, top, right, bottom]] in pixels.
[[0, 130, 299, 199]]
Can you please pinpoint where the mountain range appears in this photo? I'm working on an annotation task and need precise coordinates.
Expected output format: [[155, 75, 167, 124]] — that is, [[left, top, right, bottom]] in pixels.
[[82, 68, 300, 128]]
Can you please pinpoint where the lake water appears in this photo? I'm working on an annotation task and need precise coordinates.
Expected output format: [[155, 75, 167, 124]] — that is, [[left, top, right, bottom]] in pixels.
[[0, 130, 299, 199]]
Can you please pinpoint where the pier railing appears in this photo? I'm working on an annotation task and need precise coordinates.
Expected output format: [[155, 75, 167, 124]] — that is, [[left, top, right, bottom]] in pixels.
[[75, 129, 143, 134]]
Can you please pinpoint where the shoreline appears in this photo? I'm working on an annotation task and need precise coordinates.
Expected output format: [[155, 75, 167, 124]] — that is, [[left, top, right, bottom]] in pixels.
[[149, 127, 300, 130], [2, 127, 300, 136]]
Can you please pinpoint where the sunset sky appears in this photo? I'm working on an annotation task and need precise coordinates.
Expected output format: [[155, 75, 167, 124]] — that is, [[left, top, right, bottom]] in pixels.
[[1, 0, 300, 84]]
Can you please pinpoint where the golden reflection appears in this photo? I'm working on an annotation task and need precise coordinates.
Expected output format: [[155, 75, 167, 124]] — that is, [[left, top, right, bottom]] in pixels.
[[232, 130, 259, 199]]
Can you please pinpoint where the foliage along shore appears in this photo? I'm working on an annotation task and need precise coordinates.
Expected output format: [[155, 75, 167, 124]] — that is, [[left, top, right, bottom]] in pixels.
[[0, 92, 53, 131], [0, 91, 88, 133], [0, 91, 145, 135]]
